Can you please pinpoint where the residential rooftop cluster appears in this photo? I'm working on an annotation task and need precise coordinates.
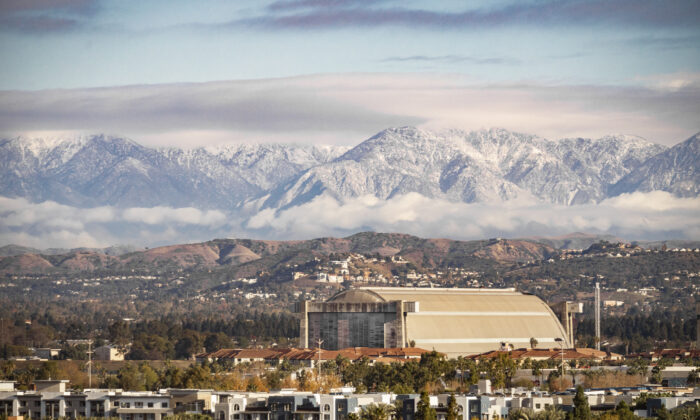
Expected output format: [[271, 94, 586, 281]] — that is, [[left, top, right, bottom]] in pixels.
[[1, 379, 698, 420]]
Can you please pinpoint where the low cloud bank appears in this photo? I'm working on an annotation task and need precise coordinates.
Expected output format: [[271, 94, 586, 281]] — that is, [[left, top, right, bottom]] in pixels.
[[0, 191, 698, 249], [0, 197, 229, 249], [245, 191, 700, 241], [2, 74, 699, 147]]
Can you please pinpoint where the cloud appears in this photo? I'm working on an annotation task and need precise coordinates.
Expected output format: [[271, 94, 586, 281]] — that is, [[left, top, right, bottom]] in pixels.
[[245, 191, 700, 241], [237, 0, 700, 30], [0, 0, 99, 34], [633, 72, 700, 91], [1, 74, 699, 147], [0, 197, 232, 249], [267, 0, 386, 12], [626, 35, 700, 51], [1, 191, 698, 249], [382, 55, 521, 66], [122, 207, 226, 226], [0, 76, 423, 147]]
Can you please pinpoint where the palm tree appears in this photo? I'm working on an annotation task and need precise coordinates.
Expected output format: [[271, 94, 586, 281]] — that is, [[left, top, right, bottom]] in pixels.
[[508, 407, 533, 420], [529, 338, 538, 349], [360, 403, 392, 420], [534, 406, 565, 420]]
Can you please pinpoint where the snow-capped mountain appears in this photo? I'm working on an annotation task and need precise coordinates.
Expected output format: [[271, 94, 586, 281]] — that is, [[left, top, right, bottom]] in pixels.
[[1, 127, 694, 212], [257, 127, 668, 209], [609, 132, 700, 197], [0, 134, 347, 209]]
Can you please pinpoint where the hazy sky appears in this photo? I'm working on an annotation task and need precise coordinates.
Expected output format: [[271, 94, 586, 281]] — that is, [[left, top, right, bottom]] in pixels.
[[1, 0, 699, 146], [1, 0, 699, 89], [1, 1, 700, 247]]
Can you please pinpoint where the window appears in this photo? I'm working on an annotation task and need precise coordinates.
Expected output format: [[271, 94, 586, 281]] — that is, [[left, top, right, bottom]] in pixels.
[[162, 402, 168, 408], [233, 415, 240, 420], [234, 404, 240, 411], [324, 415, 330, 420], [324, 405, 330, 412], [136, 402, 144, 408], [535, 404, 541, 409], [148, 403, 154, 408], [122, 402, 131, 408], [35, 401, 41, 407]]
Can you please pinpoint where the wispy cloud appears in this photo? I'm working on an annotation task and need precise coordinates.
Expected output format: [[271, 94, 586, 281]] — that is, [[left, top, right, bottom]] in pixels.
[[0, 76, 423, 146], [0, 0, 97, 13], [237, 0, 700, 30], [382, 55, 521, 66], [0, 0, 99, 34], [1, 74, 698, 147], [267, 0, 387, 12], [626, 35, 700, 50]]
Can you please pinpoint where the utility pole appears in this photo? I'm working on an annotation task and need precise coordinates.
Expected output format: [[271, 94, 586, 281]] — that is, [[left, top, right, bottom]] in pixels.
[[555, 338, 565, 378], [87, 339, 92, 388], [317, 338, 323, 391], [595, 282, 601, 351]]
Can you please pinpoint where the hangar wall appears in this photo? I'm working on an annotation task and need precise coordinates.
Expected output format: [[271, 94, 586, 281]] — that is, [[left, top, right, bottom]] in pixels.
[[296, 287, 570, 357]]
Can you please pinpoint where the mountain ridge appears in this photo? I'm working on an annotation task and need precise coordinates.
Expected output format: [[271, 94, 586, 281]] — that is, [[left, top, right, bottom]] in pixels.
[[0, 232, 557, 275], [2, 127, 696, 214]]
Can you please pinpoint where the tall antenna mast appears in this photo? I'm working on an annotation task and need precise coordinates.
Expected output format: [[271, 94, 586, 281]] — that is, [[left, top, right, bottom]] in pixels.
[[595, 282, 601, 351], [87, 339, 92, 388], [317, 338, 323, 391]]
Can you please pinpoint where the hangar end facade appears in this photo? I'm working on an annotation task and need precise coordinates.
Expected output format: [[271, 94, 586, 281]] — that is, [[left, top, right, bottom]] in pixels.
[[295, 287, 570, 357]]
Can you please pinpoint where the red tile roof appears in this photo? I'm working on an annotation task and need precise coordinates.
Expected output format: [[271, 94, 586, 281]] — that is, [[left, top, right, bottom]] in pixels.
[[196, 347, 436, 363]]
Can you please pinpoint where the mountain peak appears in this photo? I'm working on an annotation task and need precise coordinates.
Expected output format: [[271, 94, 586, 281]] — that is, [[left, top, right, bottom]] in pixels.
[[0, 128, 694, 213]]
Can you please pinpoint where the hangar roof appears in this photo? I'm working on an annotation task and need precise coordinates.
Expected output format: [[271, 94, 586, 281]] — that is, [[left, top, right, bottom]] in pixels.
[[326, 287, 570, 357]]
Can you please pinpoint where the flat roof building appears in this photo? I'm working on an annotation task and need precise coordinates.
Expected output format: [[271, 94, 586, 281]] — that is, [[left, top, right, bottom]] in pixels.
[[296, 287, 570, 357]]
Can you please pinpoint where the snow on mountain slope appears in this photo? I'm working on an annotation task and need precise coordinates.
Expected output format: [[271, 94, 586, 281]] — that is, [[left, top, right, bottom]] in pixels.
[[0, 135, 346, 209], [609, 132, 699, 197], [1, 127, 688, 212], [256, 127, 668, 210]]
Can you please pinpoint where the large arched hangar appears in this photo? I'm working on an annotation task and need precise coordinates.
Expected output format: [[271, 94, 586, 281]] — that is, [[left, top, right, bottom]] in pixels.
[[296, 287, 570, 357]]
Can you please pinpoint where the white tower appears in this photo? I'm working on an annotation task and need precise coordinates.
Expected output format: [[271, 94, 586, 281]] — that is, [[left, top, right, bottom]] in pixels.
[[595, 282, 601, 351]]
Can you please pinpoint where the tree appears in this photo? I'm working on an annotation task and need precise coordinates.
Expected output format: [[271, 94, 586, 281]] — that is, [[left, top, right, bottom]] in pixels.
[[38, 361, 59, 380], [446, 394, 459, 420], [204, 332, 231, 353], [650, 359, 672, 384], [626, 358, 649, 377], [117, 363, 143, 390], [508, 408, 533, 420], [175, 330, 203, 359], [139, 362, 159, 391], [108, 321, 131, 348], [391, 399, 403, 420], [0, 360, 15, 379], [614, 401, 635, 420], [572, 386, 591, 420], [360, 403, 392, 420], [415, 391, 436, 420], [536, 405, 565, 420], [654, 407, 670, 420], [530, 337, 538, 349]]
